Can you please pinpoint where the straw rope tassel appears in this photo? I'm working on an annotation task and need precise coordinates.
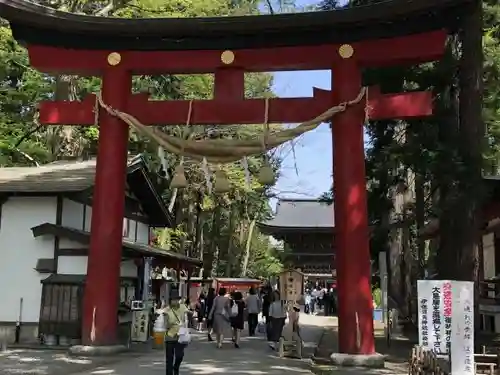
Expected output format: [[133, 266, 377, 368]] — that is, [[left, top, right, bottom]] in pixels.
[[242, 156, 251, 189], [202, 157, 213, 194], [170, 101, 193, 189], [364, 87, 371, 124], [96, 87, 367, 163], [258, 98, 275, 186], [214, 164, 231, 193]]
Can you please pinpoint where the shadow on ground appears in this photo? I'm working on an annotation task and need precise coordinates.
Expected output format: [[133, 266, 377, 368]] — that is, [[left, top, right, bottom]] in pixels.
[[312, 317, 416, 375], [0, 349, 99, 375], [0, 314, 334, 375]]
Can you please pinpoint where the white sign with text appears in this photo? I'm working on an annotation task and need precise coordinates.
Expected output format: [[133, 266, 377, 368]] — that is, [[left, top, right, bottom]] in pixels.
[[450, 281, 474, 375], [417, 280, 474, 375]]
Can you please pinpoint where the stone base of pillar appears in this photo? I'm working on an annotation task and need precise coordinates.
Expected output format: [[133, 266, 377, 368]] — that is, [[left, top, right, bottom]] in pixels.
[[310, 353, 385, 374], [69, 345, 128, 356], [329, 353, 385, 367]]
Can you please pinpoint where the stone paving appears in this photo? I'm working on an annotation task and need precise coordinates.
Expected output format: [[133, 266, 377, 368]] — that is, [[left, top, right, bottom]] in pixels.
[[0, 347, 129, 375], [0, 314, 334, 375]]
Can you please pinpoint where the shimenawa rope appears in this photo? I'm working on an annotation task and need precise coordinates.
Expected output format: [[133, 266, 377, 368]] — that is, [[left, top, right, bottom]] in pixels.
[[96, 87, 368, 164]]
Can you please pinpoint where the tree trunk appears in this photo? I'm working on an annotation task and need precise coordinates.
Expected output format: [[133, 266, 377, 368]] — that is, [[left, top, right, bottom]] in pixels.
[[402, 171, 413, 319], [458, 0, 483, 343], [457, 0, 483, 282], [241, 219, 257, 277], [415, 172, 426, 279], [203, 208, 219, 279], [436, 36, 461, 280], [224, 205, 237, 276]]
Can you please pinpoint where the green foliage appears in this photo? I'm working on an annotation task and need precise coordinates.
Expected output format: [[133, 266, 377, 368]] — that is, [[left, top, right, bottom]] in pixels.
[[0, 0, 283, 277], [372, 288, 381, 308], [319, 0, 495, 287]]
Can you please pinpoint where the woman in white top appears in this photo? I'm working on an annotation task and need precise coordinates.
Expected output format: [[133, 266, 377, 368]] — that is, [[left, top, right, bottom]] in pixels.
[[208, 287, 231, 348], [269, 290, 287, 346], [245, 287, 261, 336]]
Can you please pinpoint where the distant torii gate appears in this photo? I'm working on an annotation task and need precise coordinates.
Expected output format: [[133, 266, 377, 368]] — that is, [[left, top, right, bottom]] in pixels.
[[27, 30, 445, 353]]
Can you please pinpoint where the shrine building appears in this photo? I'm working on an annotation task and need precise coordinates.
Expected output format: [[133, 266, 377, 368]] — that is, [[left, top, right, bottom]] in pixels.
[[259, 199, 336, 283], [0, 156, 201, 344]]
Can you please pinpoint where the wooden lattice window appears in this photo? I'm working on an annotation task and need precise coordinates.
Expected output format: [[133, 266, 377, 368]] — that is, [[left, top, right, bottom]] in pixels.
[[39, 282, 82, 339], [40, 284, 80, 322]]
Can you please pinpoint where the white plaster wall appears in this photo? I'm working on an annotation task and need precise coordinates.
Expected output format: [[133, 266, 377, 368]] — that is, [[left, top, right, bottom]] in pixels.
[[123, 218, 136, 242], [80, 203, 137, 241], [62, 198, 140, 243], [121, 260, 138, 277], [483, 232, 496, 279], [57, 256, 88, 275], [61, 198, 84, 230], [0, 197, 56, 323], [60, 198, 87, 248], [57, 255, 137, 278], [84, 204, 91, 231], [136, 222, 149, 244], [59, 198, 140, 278]]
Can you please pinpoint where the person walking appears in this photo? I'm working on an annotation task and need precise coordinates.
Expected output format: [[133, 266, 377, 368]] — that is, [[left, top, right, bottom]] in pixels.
[[246, 287, 261, 336], [323, 290, 331, 317], [269, 290, 287, 350], [262, 288, 272, 340], [164, 293, 189, 375], [208, 287, 230, 348], [229, 291, 245, 348], [304, 290, 312, 314], [205, 288, 216, 341], [195, 293, 206, 331]]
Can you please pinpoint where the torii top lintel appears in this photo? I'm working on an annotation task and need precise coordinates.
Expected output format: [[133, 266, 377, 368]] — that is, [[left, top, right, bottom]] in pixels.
[[0, 0, 475, 126], [0, 0, 476, 52]]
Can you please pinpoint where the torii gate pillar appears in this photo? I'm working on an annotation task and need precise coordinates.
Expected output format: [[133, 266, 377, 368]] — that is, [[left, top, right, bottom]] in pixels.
[[332, 55, 375, 354], [81, 67, 130, 346]]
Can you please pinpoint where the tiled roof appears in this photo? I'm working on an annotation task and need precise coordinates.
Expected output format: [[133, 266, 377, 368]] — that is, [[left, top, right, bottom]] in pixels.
[[0, 157, 144, 193], [261, 199, 334, 229], [0, 159, 97, 193]]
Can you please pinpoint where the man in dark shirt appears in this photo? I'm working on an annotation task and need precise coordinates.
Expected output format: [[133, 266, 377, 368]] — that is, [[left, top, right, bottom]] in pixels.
[[262, 289, 272, 340], [323, 290, 331, 316]]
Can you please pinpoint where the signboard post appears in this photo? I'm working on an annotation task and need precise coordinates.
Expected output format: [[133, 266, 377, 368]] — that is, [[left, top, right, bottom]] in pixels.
[[451, 281, 474, 375], [379, 252, 388, 339], [417, 280, 474, 375]]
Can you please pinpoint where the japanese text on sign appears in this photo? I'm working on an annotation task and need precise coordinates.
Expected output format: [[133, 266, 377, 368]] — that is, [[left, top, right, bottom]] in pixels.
[[443, 281, 452, 353], [417, 280, 454, 355], [463, 301, 473, 374], [431, 286, 441, 352], [420, 298, 429, 347], [450, 281, 474, 375]]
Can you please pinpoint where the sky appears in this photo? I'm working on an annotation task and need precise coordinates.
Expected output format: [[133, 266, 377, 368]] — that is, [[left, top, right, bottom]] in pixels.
[[261, 0, 365, 206], [268, 0, 334, 203], [272, 70, 332, 200]]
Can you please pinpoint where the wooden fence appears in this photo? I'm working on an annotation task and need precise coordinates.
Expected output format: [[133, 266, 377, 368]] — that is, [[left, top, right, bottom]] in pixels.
[[409, 346, 500, 375]]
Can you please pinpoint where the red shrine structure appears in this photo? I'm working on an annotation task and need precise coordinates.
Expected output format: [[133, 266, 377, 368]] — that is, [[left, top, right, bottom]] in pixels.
[[0, 0, 476, 354]]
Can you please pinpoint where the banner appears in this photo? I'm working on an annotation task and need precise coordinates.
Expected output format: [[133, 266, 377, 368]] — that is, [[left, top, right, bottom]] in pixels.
[[450, 281, 474, 375], [417, 280, 474, 375], [417, 280, 453, 354]]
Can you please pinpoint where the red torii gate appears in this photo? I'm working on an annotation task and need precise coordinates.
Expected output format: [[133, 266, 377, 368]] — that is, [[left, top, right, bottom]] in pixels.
[[28, 30, 445, 353]]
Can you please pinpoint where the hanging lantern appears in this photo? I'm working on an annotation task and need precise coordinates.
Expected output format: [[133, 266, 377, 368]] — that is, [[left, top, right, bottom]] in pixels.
[[170, 164, 187, 189], [214, 169, 231, 193], [258, 160, 275, 186]]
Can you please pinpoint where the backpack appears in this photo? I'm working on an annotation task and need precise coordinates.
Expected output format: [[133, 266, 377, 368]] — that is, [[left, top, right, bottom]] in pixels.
[[231, 301, 239, 316]]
